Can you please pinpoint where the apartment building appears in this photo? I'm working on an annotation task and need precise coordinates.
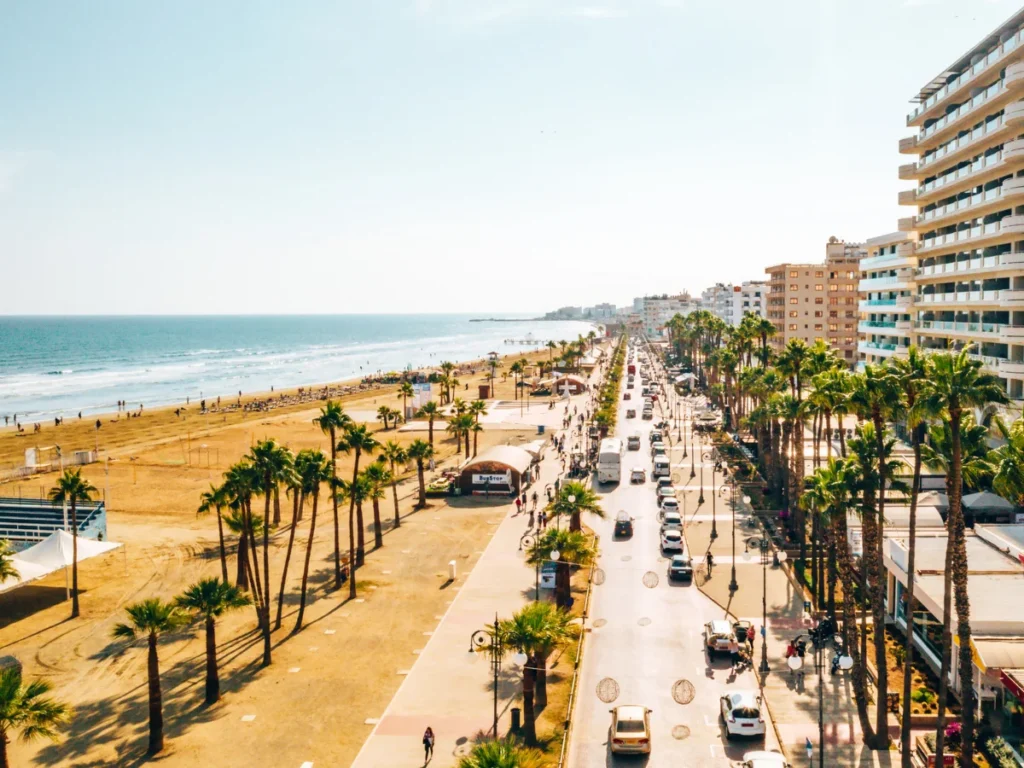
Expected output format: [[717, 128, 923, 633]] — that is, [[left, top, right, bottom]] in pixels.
[[766, 239, 863, 362], [858, 232, 918, 368], [894, 7, 1024, 400], [702, 282, 768, 326], [636, 294, 696, 336]]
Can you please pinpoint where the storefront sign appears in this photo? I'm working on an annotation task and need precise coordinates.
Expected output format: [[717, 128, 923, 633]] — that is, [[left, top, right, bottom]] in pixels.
[[473, 473, 511, 486]]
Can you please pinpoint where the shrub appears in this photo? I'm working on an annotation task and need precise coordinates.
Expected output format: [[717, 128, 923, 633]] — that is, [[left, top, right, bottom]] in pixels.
[[984, 736, 1018, 768], [911, 688, 937, 706]]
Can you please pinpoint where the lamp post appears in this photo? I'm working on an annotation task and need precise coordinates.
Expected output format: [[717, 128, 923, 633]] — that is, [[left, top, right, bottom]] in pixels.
[[469, 613, 504, 738], [700, 450, 716, 537], [689, 418, 696, 478], [744, 536, 775, 674]]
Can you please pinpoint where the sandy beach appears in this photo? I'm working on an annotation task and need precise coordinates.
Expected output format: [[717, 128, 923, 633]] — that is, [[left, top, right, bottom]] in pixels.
[[0, 344, 575, 767]]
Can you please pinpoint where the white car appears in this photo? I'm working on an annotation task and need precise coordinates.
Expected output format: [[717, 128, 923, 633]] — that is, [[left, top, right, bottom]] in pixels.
[[720, 690, 766, 739], [630, 467, 646, 484], [733, 752, 791, 768], [660, 498, 680, 515], [609, 705, 652, 754], [661, 528, 683, 552], [661, 510, 682, 529]]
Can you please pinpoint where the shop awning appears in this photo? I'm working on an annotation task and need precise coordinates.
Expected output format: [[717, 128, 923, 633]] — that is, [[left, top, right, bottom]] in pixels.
[[953, 637, 1024, 673], [1000, 669, 1024, 704]]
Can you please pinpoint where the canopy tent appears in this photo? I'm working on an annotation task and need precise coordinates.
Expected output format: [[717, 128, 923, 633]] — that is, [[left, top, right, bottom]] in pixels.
[[0, 530, 121, 594], [917, 490, 949, 510], [964, 491, 1015, 511]]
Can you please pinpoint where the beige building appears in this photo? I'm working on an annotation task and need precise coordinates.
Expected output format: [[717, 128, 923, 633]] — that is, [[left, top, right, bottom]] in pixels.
[[858, 232, 917, 367], [888, 7, 1024, 400], [766, 238, 864, 363]]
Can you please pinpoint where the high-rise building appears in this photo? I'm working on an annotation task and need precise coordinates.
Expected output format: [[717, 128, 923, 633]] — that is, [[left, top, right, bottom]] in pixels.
[[893, 8, 1024, 400], [634, 294, 695, 336], [702, 283, 736, 325], [701, 281, 768, 326], [858, 232, 917, 368], [766, 239, 864, 362]]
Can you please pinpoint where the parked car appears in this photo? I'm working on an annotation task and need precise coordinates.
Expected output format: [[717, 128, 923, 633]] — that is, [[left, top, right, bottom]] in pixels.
[[720, 690, 766, 740], [649, 430, 662, 444], [627, 434, 642, 450], [614, 511, 634, 537], [668, 554, 693, 581], [657, 486, 676, 506], [626, 409, 636, 419], [642, 409, 653, 420], [656, 477, 673, 490], [608, 705, 652, 755], [661, 528, 683, 553], [651, 441, 666, 456], [733, 751, 790, 768], [630, 467, 646, 484], [660, 497, 680, 515], [624, 392, 631, 400], [660, 510, 682, 529], [705, 619, 737, 659]]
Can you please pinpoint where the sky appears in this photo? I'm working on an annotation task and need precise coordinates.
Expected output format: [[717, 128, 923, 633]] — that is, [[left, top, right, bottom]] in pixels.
[[0, 0, 1018, 315]]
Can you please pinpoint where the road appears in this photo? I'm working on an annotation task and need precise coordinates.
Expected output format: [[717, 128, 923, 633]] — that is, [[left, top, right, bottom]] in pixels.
[[568, 340, 782, 767]]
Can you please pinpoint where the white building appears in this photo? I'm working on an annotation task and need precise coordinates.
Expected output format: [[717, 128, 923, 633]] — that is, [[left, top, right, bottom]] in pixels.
[[701, 281, 768, 326], [636, 294, 696, 336]]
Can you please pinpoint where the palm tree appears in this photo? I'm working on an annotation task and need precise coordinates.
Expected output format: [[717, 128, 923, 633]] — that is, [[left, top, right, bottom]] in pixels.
[[546, 340, 557, 362], [0, 666, 71, 768], [509, 360, 523, 400], [456, 736, 545, 768], [248, 439, 293, 667], [469, 399, 488, 424], [378, 441, 408, 529], [314, 401, 353, 593], [362, 461, 391, 549], [175, 578, 251, 704], [397, 381, 414, 423], [407, 440, 433, 508], [48, 468, 97, 619], [293, 450, 330, 632], [337, 425, 379, 589], [547, 481, 604, 533], [195, 483, 228, 585], [440, 361, 456, 402], [377, 405, 392, 429], [112, 599, 186, 755], [0, 540, 18, 585], [888, 348, 934, 768], [527, 528, 597, 609], [925, 349, 1006, 767], [274, 449, 313, 629], [495, 602, 574, 744], [416, 401, 441, 447], [471, 422, 483, 457]]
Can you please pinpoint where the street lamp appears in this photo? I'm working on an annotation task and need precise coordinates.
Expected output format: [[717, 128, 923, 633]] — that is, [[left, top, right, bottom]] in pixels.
[[700, 450, 717, 537], [744, 536, 774, 674], [689, 413, 696, 478], [469, 613, 504, 738]]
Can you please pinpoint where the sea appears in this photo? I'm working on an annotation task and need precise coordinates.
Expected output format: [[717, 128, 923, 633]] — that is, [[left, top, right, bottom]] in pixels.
[[0, 315, 597, 422]]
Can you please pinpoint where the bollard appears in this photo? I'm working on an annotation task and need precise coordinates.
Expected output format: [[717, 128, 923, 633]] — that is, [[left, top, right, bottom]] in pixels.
[[448, 560, 457, 581], [511, 707, 521, 732]]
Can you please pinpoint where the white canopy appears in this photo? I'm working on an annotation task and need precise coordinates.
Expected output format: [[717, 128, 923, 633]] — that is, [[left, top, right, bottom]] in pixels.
[[964, 491, 1015, 510], [0, 531, 121, 594]]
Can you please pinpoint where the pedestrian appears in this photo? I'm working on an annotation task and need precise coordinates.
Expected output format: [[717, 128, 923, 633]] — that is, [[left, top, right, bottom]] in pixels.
[[746, 624, 755, 654], [423, 726, 435, 763], [706, 552, 714, 575], [515, 497, 522, 515], [521, 491, 527, 507], [539, 510, 547, 530]]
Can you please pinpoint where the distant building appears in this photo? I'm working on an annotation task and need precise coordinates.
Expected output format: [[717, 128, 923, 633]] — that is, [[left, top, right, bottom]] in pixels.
[[767, 237, 864, 363], [543, 306, 584, 320], [634, 294, 696, 337], [701, 281, 768, 326], [858, 231, 916, 369], [582, 303, 616, 320]]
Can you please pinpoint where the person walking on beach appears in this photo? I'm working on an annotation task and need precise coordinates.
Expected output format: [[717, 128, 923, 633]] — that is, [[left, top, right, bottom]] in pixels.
[[422, 726, 435, 763]]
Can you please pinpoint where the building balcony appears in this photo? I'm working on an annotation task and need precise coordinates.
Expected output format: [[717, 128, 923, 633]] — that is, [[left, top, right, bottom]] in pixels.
[[915, 66, 1024, 151], [858, 340, 907, 358], [899, 189, 917, 206], [916, 250, 1024, 281], [898, 217, 916, 232], [916, 288, 1014, 307], [915, 217, 1022, 259], [1000, 359, 1024, 377], [859, 320, 912, 334], [859, 296, 915, 312], [899, 163, 918, 181], [899, 135, 919, 154], [1006, 100, 1024, 128], [915, 142, 1024, 206], [915, 319, 1010, 338], [914, 177, 1024, 230], [860, 252, 916, 271], [915, 114, 1010, 179], [860, 274, 915, 291], [908, 31, 1024, 127]]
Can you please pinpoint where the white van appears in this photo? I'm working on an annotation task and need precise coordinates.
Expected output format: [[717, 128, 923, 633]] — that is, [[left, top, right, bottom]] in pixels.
[[653, 455, 670, 477]]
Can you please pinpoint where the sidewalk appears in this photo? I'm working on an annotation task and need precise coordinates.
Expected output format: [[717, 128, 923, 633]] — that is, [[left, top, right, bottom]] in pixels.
[[684, 497, 897, 768], [351, 393, 588, 768]]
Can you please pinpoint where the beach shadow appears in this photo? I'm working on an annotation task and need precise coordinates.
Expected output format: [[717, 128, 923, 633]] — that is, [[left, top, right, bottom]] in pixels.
[[0, 586, 83, 629]]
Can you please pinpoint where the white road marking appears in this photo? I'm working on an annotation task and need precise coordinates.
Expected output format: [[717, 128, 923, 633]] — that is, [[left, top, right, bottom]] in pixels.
[[241, 714, 256, 722]]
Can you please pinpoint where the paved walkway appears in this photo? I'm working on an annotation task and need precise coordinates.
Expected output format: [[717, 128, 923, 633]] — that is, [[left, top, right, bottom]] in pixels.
[[680, 431, 896, 768], [352, 379, 603, 767]]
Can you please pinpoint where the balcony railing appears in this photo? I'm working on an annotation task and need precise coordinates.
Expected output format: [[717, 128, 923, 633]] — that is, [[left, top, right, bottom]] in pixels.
[[917, 289, 1010, 304], [918, 150, 1005, 197], [862, 341, 900, 351], [916, 320, 1006, 334], [919, 81, 1006, 144], [917, 250, 1024, 277], [908, 32, 1022, 124], [918, 115, 1006, 174], [915, 182, 1020, 227], [862, 299, 899, 306], [917, 219, 1007, 253]]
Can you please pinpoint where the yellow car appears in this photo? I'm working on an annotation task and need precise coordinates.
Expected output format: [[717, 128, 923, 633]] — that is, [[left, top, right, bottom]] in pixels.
[[609, 705, 652, 754]]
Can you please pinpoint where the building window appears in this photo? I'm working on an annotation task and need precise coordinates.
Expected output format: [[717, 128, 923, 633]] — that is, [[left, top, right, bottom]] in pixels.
[[815, 271, 824, 278], [829, 323, 838, 331], [845, 298, 856, 305], [789, 311, 798, 318], [814, 311, 823, 318], [814, 284, 823, 291], [815, 297, 823, 304], [790, 271, 799, 278], [829, 285, 838, 292], [789, 324, 798, 331], [814, 324, 823, 331], [790, 298, 798, 304], [790, 284, 799, 291]]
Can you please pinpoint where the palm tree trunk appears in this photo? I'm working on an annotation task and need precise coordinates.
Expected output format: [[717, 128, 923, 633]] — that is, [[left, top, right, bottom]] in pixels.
[[535, 650, 550, 710], [273, 485, 281, 526], [827, 534, 837, 615], [391, 472, 401, 529], [330, 428, 343, 591], [523, 666, 538, 745], [246, 504, 265, 628], [237, 532, 249, 590], [901, 429, 923, 768], [262, 479, 272, 667], [428, 417, 434, 446], [356, 502, 366, 565], [934, 538, 955, 765], [295, 489, 319, 632], [873, 416, 889, 749], [417, 462, 426, 507], [837, 512, 876, 746], [147, 633, 164, 754], [205, 616, 219, 704], [295, 489, 302, 524], [349, 450, 362, 594], [216, 507, 229, 583], [275, 487, 301, 630], [70, 498, 80, 618], [473, 431, 478, 457], [0, 726, 8, 768], [372, 497, 383, 549]]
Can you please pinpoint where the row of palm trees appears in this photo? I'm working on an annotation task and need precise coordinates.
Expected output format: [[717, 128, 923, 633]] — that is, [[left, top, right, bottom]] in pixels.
[[673, 307, 1022, 768]]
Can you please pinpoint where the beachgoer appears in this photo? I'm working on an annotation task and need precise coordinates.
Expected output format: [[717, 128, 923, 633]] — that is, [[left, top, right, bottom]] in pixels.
[[95, 419, 101, 430], [746, 625, 755, 653], [423, 726, 435, 762], [706, 552, 714, 575], [515, 498, 522, 514]]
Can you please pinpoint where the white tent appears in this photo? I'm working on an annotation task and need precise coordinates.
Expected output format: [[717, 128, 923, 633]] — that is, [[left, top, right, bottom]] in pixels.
[[0, 530, 121, 594]]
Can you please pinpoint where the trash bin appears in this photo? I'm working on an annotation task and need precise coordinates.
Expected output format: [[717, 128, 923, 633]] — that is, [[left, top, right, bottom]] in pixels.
[[511, 707, 521, 732], [537, 424, 545, 435]]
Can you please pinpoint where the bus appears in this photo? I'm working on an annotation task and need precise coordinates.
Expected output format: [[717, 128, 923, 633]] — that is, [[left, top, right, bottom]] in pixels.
[[597, 438, 624, 484]]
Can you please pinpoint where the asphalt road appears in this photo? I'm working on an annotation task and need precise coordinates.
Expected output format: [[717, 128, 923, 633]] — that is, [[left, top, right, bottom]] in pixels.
[[568, 341, 782, 767]]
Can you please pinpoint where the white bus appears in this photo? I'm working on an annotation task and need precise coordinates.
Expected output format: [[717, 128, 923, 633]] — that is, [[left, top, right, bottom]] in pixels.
[[597, 438, 624, 484]]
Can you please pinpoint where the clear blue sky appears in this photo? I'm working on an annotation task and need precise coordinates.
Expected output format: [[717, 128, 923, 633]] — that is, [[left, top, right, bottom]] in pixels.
[[0, 0, 1016, 314]]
